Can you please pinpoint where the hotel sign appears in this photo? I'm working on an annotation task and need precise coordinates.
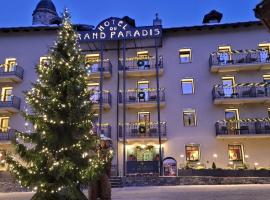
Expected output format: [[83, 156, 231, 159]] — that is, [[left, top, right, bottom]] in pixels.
[[78, 17, 162, 42]]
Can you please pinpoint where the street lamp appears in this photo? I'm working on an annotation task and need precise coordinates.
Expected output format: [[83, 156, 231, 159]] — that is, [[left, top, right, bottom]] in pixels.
[[254, 0, 270, 31]]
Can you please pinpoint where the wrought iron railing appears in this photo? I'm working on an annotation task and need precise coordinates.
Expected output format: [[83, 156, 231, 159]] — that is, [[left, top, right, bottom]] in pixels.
[[0, 65, 24, 79], [85, 60, 112, 75], [119, 56, 163, 71], [92, 124, 111, 138], [90, 91, 112, 105], [126, 160, 159, 174], [215, 119, 270, 136], [118, 122, 167, 138], [212, 83, 270, 100], [209, 50, 270, 68], [0, 96, 21, 110], [119, 88, 165, 103], [0, 129, 16, 140]]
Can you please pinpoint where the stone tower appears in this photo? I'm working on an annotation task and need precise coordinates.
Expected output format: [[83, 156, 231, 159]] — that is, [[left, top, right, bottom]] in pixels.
[[32, 0, 60, 25]]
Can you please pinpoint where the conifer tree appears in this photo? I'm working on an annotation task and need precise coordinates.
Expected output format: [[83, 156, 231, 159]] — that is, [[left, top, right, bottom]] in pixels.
[[7, 9, 112, 200]]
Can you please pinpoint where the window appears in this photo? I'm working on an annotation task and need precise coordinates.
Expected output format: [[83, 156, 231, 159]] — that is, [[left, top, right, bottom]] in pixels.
[[181, 79, 194, 94], [258, 43, 270, 62], [88, 83, 100, 102], [1, 87, 13, 102], [222, 77, 235, 97], [0, 117, 9, 132], [179, 48, 191, 63], [85, 54, 100, 73], [40, 56, 50, 66], [137, 81, 149, 101], [218, 45, 231, 53], [218, 46, 232, 64], [228, 144, 243, 162], [5, 58, 16, 72], [185, 144, 200, 162], [263, 74, 270, 84], [268, 108, 270, 118], [183, 109, 196, 127]]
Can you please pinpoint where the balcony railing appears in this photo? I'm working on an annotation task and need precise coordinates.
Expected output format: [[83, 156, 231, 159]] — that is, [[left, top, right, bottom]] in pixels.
[[92, 124, 111, 138], [0, 65, 24, 81], [216, 119, 270, 136], [212, 83, 270, 101], [90, 91, 112, 106], [119, 122, 167, 139], [0, 96, 21, 110], [86, 60, 112, 78], [209, 50, 270, 72], [119, 56, 163, 72], [0, 129, 16, 141], [119, 88, 165, 104], [127, 160, 159, 174]]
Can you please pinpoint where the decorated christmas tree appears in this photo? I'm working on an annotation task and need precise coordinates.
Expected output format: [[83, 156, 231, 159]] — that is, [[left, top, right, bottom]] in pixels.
[[7, 9, 112, 200]]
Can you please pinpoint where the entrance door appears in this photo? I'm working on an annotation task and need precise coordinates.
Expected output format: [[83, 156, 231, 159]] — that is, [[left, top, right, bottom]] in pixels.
[[225, 109, 239, 134], [137, 81, 149, 101], [222, 77, 235, 97]]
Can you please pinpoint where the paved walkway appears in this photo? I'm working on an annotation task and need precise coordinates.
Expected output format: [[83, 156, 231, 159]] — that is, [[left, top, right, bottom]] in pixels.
[[1, 184, 270, 200]]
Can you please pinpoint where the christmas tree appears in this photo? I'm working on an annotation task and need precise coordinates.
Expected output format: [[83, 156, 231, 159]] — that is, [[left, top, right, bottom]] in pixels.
[[7, 9, 112, 200]]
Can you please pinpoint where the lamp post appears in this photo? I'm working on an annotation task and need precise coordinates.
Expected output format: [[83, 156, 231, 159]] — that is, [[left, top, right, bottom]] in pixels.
[[254, 0, 270, 31]]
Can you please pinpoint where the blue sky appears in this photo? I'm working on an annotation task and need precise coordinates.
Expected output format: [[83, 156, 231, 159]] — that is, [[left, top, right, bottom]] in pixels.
[[0, 0, 262, 28]]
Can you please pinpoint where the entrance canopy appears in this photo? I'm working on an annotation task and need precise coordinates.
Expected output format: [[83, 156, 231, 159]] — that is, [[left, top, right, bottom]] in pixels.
[[78, 17, 163, 51]]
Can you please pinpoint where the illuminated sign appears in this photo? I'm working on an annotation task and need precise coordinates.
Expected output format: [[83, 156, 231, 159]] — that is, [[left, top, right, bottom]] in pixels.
[[78, 17, 162, 42]]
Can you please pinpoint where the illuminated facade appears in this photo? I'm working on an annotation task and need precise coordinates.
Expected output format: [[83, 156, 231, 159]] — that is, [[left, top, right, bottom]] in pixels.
[[1, 1, 270, 175]]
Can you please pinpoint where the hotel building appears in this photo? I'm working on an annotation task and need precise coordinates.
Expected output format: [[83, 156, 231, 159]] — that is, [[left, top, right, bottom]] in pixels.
[[0, 0, 270, 176]]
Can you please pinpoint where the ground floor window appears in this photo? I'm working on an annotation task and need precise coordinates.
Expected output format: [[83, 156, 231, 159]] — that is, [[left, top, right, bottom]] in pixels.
[[127, 145, 159, 161], [228, 144, 243, 162], [185, 144, 200, 162], [163, 157, 177, 176]]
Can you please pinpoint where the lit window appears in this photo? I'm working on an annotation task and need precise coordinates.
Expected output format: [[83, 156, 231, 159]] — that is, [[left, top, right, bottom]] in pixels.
[[5, 58, 16, 72], [137, 51, 149, 59], [0, 117, 9, 132], [181, 79, 194, 94], [85, 54, 100, 73], [1, 87, 13, 102], [218, 46, 232, 64], [258, 43, 270, 62], [263, 75, 270, 84], [218, 45, 231, 53], [183, 109, 196, 127], [179, 48, 191, 63], [40, 56, 50, 66], [228, 144, 243, 162], [185, 144, 200, 162], [88, 83, 100, 103]]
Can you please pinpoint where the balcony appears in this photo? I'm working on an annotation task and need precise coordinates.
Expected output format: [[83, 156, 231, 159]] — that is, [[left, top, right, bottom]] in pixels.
[[210, 50, 270, 73], [212, 83, 270, 105], [0, 96, 21, 113], [119, 122, 167, 143], [0, 65, 24, 83], [91, 91, 111, 110], [92, 124, 111, 138], [216, 119, 270, 139], [86, 60, 112, 79], [0, 129, 16, 142], [119, 57, 164, 77], [119, 88, 165, 109]]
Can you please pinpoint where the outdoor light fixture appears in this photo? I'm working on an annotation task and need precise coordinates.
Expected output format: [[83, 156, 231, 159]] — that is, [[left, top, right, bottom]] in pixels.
[[254, 162, 259, 166], [245, 155, 249, 158], [213, 154, 218, 158], [180, 154, 184, 158], [254, 0, 270, 31]]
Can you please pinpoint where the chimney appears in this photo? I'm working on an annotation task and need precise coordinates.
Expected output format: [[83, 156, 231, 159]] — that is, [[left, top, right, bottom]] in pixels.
[[203, 10, 223, 24]]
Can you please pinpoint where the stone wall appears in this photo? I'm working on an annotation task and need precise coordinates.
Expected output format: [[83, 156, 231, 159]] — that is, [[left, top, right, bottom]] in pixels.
[[123, 174, 270, 187], [0, 172, 25, 192]]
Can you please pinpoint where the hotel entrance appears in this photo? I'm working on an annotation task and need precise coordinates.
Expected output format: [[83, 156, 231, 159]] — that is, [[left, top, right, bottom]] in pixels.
[[126, 145, 160, 174]]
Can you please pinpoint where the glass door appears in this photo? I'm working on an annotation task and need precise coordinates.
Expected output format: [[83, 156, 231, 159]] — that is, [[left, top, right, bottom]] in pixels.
[[138, 112, 150, 134], [137, 81, 149, 101], [225, 109, 239, 135], [222, 77, 235, 97]]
